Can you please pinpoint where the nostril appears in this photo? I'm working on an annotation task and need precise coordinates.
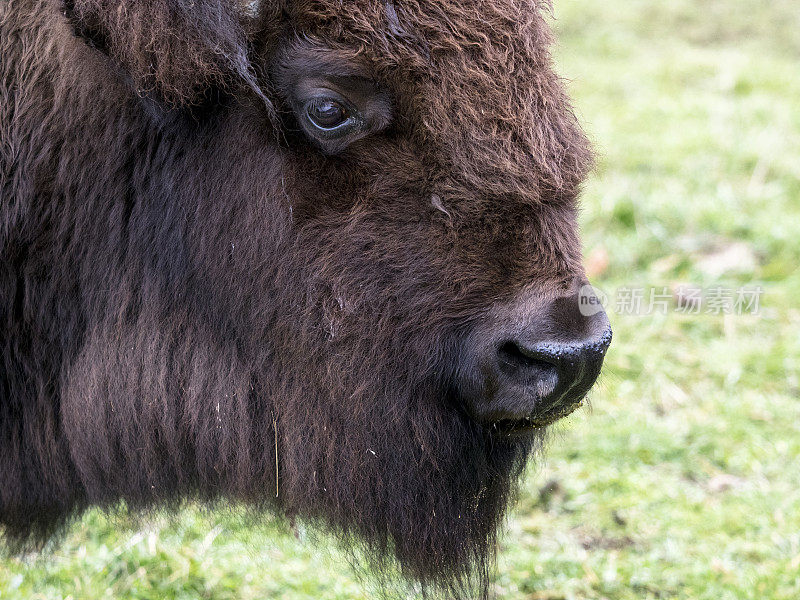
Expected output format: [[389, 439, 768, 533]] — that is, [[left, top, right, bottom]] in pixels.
[[497, 341, 559, 388]]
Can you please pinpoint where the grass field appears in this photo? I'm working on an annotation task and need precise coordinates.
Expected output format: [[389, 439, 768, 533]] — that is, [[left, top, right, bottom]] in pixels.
[[2, 0, 799, 598]]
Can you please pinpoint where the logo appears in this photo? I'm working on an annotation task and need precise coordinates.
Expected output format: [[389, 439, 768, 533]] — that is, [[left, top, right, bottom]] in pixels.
[[578, 284, 608, 316]]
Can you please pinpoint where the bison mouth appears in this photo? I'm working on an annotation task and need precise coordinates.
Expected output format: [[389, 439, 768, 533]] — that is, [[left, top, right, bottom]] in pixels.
[[486, 417, 543, 437], [483, 396, 586, 438]]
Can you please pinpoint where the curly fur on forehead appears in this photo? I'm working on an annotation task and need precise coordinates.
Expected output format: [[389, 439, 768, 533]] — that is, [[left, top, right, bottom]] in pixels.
[[2, 0, 595, 598], [286, 0, 591, 201]]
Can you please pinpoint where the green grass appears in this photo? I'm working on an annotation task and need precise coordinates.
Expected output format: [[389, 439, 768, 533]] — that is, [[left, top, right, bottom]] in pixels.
[[2, 0, 799, 598]]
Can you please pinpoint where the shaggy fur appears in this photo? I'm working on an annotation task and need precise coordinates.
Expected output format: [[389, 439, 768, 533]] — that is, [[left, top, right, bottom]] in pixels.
[[0, 0, 592, 596]]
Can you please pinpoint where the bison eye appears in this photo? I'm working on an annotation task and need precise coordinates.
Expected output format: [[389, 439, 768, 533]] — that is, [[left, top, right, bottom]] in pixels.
[[306, 99, 349, 130], [302, 97, 363, 142]]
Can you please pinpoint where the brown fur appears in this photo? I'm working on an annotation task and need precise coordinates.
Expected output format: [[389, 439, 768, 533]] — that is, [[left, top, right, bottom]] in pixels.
[[0, 0, 592, 597]]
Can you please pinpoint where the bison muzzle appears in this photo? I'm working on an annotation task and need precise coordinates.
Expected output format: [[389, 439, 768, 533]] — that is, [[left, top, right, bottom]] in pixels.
[[0, 0, 611, 597]]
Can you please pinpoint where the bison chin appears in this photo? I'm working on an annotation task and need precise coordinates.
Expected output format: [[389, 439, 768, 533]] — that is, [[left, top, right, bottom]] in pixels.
[[276, 368, 543, 598]]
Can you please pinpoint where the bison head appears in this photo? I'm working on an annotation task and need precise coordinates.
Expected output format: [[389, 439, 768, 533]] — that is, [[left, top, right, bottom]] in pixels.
[[1, 0, 610, 597]]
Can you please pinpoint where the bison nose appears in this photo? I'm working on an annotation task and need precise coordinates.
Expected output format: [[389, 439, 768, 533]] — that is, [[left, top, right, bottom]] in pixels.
[[496, 330, 611, 407], [460, 283, 612, 436]]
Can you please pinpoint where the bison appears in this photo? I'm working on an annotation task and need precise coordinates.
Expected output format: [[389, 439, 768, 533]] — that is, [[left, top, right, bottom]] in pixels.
[[0, 0, 611, 596]]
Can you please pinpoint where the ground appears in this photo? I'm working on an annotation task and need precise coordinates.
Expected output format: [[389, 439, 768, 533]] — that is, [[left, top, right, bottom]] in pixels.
[[1, 0, 799, 598]]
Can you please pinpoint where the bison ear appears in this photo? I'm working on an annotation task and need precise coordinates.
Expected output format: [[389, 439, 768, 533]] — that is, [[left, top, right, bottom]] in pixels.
[[66, 0, 275, 111]]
